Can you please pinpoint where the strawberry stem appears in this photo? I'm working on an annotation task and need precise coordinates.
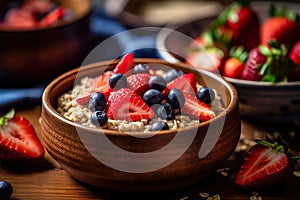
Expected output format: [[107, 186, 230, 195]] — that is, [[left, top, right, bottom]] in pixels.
[[255, 135, 300, 164], [0, 108, 15, 127]]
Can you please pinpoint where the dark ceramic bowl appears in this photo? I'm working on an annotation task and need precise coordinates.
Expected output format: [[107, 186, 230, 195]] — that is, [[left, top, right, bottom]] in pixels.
[[40, 58, 240, 192], [0, 0, 92, 87], [156, 1, 300, 120]]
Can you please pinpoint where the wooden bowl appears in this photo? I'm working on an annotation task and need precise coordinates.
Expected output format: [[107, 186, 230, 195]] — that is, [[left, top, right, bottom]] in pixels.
[[40, 58, 240, 192], [0, 0, 92, 87]]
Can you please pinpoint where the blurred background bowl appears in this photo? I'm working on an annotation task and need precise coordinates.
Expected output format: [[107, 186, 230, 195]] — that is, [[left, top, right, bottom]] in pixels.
[[0, 0, 92, 88], [156, 1, 300, 120], [41, 58, 240, 191]]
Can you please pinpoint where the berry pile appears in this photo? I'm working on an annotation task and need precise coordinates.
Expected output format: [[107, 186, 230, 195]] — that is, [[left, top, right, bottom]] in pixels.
[[186, 1, 300, 82], [76, 53, 216, 131], [0, 0, 70, 29]]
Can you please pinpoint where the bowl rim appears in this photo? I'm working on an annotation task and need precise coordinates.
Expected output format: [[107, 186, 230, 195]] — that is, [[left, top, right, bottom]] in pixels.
[[224, 77, 300, 88], [0, 0, 92, 33], [42, 58, 239, 137]]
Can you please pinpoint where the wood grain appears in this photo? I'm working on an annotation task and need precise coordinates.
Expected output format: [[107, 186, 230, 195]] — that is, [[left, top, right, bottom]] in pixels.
[[1, 107, 300, 200]]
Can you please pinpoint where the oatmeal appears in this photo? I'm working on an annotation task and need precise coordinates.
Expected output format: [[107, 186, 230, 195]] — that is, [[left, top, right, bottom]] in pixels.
[[57, 54, 225, 132]]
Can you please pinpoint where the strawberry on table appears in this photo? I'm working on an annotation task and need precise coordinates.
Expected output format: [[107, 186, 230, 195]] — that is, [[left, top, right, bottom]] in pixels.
[[235, 136, 300, 189], [0, 109, 44, 160]]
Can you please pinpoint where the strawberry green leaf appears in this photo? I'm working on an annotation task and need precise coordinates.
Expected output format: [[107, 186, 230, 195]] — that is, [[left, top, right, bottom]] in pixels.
[[0, 108, 15, 127], [262, 74, 276, 82], [259, 45, 272, 56]]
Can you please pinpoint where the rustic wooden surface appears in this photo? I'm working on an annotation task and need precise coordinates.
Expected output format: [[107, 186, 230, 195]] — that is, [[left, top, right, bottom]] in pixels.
[[1, 106, 300, 200]]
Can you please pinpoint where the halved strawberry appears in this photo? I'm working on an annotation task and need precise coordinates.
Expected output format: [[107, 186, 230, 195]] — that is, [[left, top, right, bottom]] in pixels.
[[127, 73, 150, 96], [0, 109, 44, 160], [106, 88, 154, 121], [235, 136, 300, 189], [112, 53, 135, 75], [181, 92, 215, 122], [166, 73, 197, 95]]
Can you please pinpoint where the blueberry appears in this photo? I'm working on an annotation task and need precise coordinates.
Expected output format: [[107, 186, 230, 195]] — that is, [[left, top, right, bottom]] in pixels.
[[156, 103, 175, 120], [88, 92, 107, 112], [108, 73, 127, 90], [143, 89, 163, 106], [149, 76, 167, 92], [167, 88, 185, 109], [132, 64, 150, 74], [90, 111, 108, 127], [0, 181, 13, 200], [150, 121, 169, 131], [197, 87, 215, 104], [165, 69, 184, 82]]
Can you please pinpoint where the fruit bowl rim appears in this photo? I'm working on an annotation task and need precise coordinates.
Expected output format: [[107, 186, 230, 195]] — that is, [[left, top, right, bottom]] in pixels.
[[42, 58, 239, 137]]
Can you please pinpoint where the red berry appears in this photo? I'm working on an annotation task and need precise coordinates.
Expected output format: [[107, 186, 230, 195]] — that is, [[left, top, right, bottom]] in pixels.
[[0, 109, 44, 160], [106, 88, 154, 121]]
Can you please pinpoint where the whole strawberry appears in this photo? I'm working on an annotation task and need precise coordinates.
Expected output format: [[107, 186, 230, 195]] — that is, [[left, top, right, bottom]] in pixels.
[[241, 41, 296, 82], [222, 46, 248, 78], [235, 136, 300, 189], [226, 1, 260, 50], [240, 46, 266, 81], [289, 40, 300, 66], [260, 4, 300, 47]]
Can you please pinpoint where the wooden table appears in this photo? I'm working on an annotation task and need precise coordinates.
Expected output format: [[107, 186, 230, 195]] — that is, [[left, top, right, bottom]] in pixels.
[[1, 106, 300, 200]]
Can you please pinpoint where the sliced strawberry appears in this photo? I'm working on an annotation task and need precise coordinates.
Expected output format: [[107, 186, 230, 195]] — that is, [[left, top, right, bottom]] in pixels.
[[127, 73, 150, 95], [113, 53, 135, 75], [235, 137, 300, 189], [38, 7, 65, 27], [185, 48, 224, 73], [181, 92, 215, 122], [106, 88, 154, 121], [0, 109, 44, 160], [76, 72, 113, 106], [166, 73, 197, 95]]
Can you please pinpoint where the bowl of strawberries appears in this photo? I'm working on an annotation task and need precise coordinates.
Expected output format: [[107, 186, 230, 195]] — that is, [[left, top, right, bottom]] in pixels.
[[0, 0, 92, 87], [40, 53, 240, 191], [156, 0, 300, 120]]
